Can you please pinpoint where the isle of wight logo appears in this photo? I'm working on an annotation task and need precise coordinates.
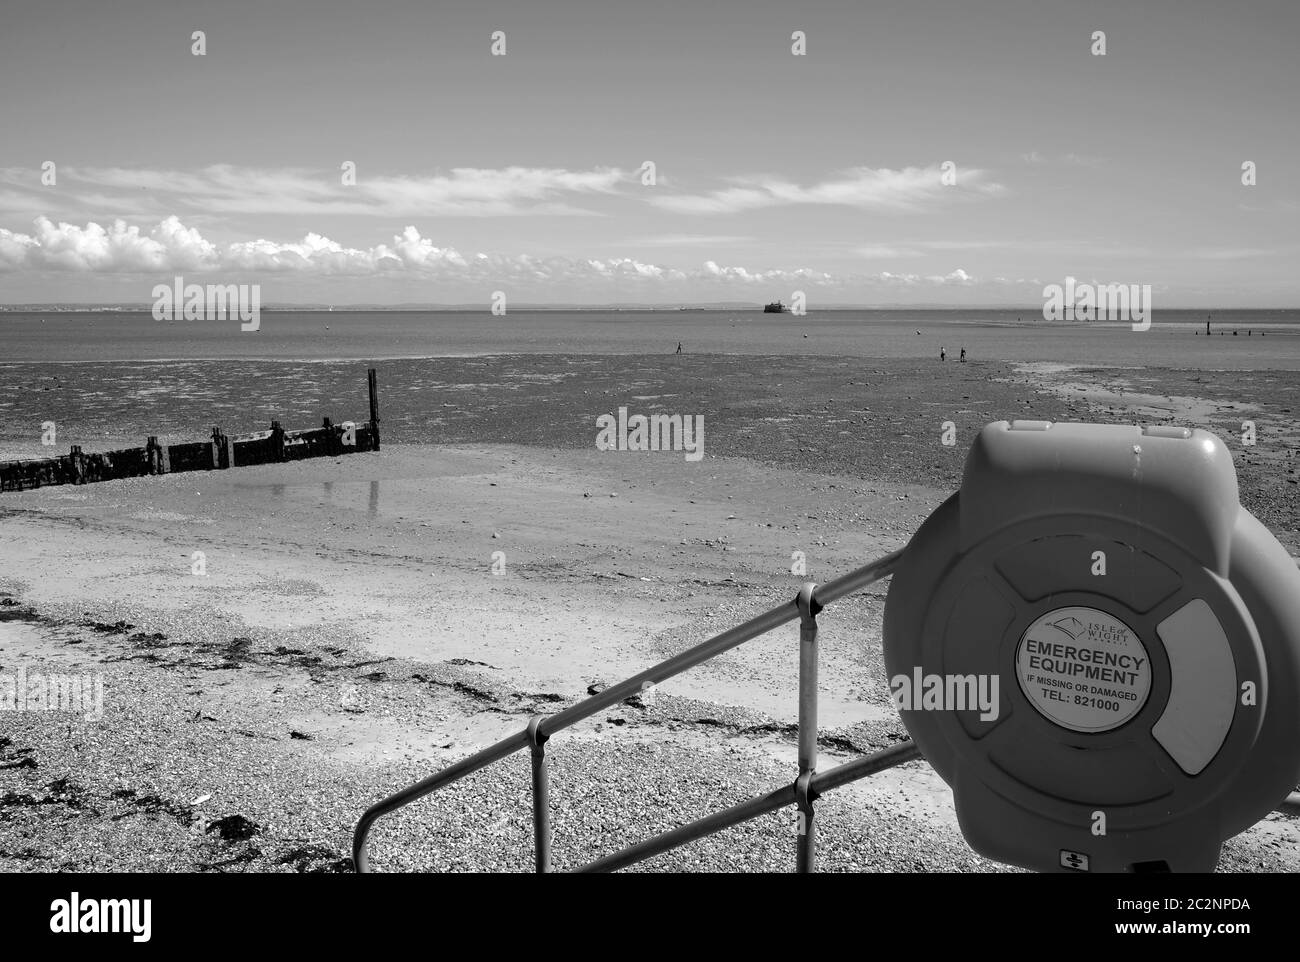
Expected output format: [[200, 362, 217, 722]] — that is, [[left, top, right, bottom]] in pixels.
[[1046, 615, 1085, 639]]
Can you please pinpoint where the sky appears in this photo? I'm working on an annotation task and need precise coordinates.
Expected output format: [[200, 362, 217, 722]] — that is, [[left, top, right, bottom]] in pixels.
[[0, 0, 1297, 306]]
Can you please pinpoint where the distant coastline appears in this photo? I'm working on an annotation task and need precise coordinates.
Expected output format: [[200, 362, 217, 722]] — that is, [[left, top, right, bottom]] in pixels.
[[3, 308, 1299, 367], [4, 304, 1299, 313]]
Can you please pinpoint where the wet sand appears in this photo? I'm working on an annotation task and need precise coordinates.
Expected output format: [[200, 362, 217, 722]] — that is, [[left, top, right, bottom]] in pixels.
[[1, 355, 1297, 872]]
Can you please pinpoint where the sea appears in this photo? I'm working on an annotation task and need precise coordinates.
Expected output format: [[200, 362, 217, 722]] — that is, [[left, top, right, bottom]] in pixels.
[[2, 309, 1299, 370]]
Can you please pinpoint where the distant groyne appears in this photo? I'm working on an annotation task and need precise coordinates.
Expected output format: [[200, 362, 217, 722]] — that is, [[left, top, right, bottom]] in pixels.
[[1, 369, 380, 493]]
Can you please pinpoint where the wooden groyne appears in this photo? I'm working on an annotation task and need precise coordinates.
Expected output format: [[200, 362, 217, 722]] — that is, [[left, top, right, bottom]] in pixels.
[[1, 368, 381, 493]]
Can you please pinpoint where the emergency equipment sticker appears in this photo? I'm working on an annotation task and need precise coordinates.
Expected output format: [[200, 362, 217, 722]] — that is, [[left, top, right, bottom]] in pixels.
[[1015, 607, 1152, 733]]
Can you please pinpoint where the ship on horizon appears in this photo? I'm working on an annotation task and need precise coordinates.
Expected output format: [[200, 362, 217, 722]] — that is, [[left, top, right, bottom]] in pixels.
[[763, 300, 787, 313]]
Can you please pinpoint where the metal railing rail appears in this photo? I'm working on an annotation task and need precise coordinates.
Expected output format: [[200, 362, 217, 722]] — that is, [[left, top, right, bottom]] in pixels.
[[353, 548, 908, 873], [352, 544, 1300, 873]]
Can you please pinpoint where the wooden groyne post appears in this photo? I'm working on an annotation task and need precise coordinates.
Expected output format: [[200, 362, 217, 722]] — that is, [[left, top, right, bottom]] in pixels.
[[369, 367, 381, 450], [146, 436, 168, 475], [211, 427, 230, 469], [271, 420, 286, 461]]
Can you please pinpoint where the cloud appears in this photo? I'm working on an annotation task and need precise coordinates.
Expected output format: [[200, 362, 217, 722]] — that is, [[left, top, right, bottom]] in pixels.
[[856, 239, 1013, 258], [650, 165, 1005, 215], [0, 216, 699, 283], [0, 163, 1006, 225], [0, 216, 218, 272], [871, 268, 978, 287], [855, 238, 1178, 261], [631, 233, 753, 247], [0, 165, 631, 218], [909, 240, 1008, 251], [1190, 247, 1275, 260], [699, 261, 835, 284], [0, 216, 990, 293], [1020, 151, 1104, 168], [857, 244, 921, 258]]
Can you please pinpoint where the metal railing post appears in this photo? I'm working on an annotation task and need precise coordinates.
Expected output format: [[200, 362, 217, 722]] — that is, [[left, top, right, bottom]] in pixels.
[[352, 548, 908, 872], [527, 716, 552, 873], [795, 582, 822, 873]]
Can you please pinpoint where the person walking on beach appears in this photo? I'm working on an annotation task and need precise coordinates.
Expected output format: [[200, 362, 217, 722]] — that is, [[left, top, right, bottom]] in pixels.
[[675, 342, 682, 354], [960, 347, 966, 363], [940, 346, 946, 362]]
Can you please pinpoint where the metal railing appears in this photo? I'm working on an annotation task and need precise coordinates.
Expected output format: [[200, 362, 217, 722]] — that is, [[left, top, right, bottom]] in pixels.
[[353, 548, 911, 873], [352, 545, 1300, 873]]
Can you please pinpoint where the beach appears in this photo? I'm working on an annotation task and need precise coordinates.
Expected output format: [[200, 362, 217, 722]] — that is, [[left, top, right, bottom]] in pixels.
[[2, 354, 1298, 872]]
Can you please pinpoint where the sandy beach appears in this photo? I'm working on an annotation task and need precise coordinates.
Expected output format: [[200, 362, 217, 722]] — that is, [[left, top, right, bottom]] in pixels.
[[2, 356, 1298, 872]]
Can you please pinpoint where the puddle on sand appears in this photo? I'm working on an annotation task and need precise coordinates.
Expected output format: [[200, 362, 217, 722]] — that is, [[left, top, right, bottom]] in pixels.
[[0, 619, 47, 647], [1050, 381, 1258, 424], [1010, 363, 1258, 425], [0, 619, 98, 675]]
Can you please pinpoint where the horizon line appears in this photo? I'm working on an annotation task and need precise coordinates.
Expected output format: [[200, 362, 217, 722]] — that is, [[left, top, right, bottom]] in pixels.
[[1, 303, 1296, 312]]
